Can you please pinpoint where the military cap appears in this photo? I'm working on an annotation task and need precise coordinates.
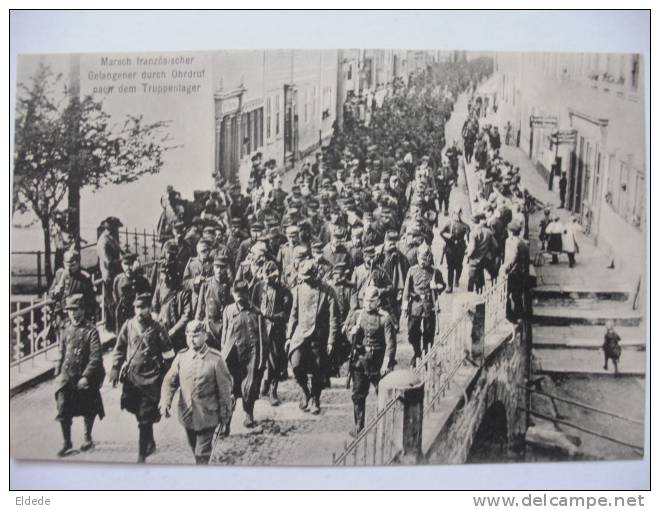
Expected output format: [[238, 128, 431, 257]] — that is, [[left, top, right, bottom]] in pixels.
[[186, 319, 206, 336], [307, 200, 319, 210], [417, 243, 432, 257], [63, 293, 85, 311], [203, 225, 216, 234], [250, 222, 265, 232], [293, 245, 310, 260], [311, 241, 324, 251], [133, 293, 152, 307], [121, 252, 138, 263], [213, 254, 229, 266], [197, 238, 212, 250], [363, 245, 376, 256], [230, 183, 241, 192], [421, 155, 430, 161], [472, 212, 486, 222], [406, 226, 421, 236], [351, 226, 364, 237], [373, 159, 381, 165], [265, 217, 279, 227], [385, 230, 399, 241], [63, 249, 80, 263], [172, 220, 186, 231], [321, 177, 332, 186], [350, 158, 360, 166], [298, 259, 316, 278], [232, 280, 249, 294], [286, 225, 300, 236], [489, 193, 498, 204], [101, 216, 123, 229], [291, 185, 301, 193], [363, 210, 373, 219], [364, 286, 380, 301]]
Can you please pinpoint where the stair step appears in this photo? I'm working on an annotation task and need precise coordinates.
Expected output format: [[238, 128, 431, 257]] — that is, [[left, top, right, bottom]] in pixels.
[[533, 285, 630, 302], [533, 325, 645, 350], [533, 306, 643, 326], [533, 348, 647, 376]]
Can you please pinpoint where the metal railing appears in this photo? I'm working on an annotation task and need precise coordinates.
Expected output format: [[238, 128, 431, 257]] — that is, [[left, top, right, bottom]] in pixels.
[[332, 396, 402, 466], [483, 276, 508, 338], [413, 308, 473, 412]]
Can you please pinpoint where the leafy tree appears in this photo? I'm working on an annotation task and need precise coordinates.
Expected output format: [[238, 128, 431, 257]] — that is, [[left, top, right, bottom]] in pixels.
[[13, 62, 174, 282]]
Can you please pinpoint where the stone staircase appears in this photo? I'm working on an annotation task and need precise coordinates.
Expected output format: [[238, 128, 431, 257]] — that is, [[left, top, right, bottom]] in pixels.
[[531, 287, 646, 376]]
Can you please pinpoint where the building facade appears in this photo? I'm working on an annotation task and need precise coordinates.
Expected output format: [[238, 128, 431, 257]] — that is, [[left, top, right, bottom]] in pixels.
[[494, 51, 646, 285], [212, 50, 338, 184]]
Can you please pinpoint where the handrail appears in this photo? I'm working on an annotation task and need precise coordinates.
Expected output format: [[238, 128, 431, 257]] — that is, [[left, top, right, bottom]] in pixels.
[[10, 298, 54, 319], [522, 408, 644, 455], [520, 385, 644, 426]]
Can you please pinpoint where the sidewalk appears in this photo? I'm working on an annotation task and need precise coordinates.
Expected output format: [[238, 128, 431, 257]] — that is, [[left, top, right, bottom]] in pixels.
[[475, 95, 633, 295]]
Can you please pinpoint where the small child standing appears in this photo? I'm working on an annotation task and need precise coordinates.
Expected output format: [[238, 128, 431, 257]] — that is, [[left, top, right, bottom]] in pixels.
[[602, 321, 622, 375]]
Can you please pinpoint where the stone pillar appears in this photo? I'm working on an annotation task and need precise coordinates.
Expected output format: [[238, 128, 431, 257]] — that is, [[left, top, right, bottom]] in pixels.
[[452, 293, 485, 365], [377, 370, 424, 464]]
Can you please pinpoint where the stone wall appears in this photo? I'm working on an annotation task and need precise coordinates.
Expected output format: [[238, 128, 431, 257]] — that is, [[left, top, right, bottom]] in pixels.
[[423, 324, 528, 464]]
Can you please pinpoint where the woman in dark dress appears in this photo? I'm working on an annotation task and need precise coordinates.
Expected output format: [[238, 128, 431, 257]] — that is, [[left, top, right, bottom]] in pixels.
[[602, 321, 622, 375]]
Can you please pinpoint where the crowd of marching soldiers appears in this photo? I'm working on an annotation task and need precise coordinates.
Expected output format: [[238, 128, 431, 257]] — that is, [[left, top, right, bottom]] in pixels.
[[48, 59, 518, 464]]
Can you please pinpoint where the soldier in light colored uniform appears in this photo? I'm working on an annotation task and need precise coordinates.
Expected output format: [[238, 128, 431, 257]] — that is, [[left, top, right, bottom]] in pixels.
[[54, 294, 105, 457], [160, 320, 234, 464]]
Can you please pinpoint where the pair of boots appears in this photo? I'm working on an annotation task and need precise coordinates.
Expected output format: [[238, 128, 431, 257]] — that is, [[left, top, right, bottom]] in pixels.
[[137, 424, 156, 463], [261, 379, 281, 407], [299, 393, 321, 415], [58, 416, 95, 457]]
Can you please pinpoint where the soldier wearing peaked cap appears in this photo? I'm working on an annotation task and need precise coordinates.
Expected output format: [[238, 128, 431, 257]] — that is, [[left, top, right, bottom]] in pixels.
[[110, 293, 175, 463], [159, 320, 233, 464], [53, 294, 106, 457], [401, 244, 446, 367], [182, 238, 215, 312], [251, 261, 293, 406], [344, 286, 396, 436], [195, 254, 233, 351], [351, 244, 394, 312], [327, 262, 355, 377], [440, 208, 471, 293], [48, 248, 97, 323], [113, 252, 151, 335], [221, 280, 268, 429], [286, 260, 339, 415], [152, 258, 193, 352]]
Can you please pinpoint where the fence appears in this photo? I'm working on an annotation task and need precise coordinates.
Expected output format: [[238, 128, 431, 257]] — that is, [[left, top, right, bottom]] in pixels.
[[11, 228, 164, 296], [414, 309, 473, 413], [483, 277, 508, 338], [332, 279, 510, 466], [332, 396, 402, 466]]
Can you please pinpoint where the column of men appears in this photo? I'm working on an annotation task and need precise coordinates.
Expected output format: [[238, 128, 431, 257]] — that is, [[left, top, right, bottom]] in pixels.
[[49, 76, 499, 463]]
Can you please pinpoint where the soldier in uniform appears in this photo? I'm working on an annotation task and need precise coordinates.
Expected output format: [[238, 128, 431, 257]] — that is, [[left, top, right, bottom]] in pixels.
[[195, 254, 233, 350], [159, 320, 234, 464], [226, 217, 247, 263], [445, 139, 463, 186], [306, 241, 331, 282], [54, 294, 105, 457], [436, 163, 454, 217], [162, 220, 194, 280], [182, 239, 214, 312], [234, 222, 264, 270], [345, 286, 397, 436], [401, 244, 447, 366], [327, 262, 355, 377], [501, 219, 530, 323], [286, 260, 338, 415], [440, 208, 471, 293], [113, 252, 151, 335], [109, 293, 175, 463], [152, 260, 193, 352], [351, 245, 394, 312], [376, 230, 410, 323], [467, 213, 498, 294], [220, 280, 268, 428], [48, 249, 97, 323], [251, 261, 293, 406]]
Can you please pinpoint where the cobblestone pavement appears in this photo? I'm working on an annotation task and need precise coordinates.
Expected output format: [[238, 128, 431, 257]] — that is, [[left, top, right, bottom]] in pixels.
[[10, 92, 477, 466]]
